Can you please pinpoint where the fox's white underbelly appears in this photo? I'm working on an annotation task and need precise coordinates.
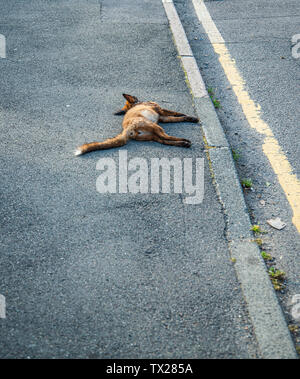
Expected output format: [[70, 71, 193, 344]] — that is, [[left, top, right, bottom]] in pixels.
[[140, 109, 159, 123]]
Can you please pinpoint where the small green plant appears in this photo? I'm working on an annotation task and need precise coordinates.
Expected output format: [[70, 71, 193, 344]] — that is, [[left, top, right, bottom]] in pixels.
[[251, 225, 261, 233], [268, 267, 286, 291], [241, 178, 252, 189], [232, 149, 240, 161], [261, 251, 272, 261], [251, 225, 267, 235], [208, 87, 221, 109], [253, 238, 263, 246], [212, 98, 221, 109], [268, 267, 285, 279], [271, 279, 284, 291], [288, 324, 299, 333]]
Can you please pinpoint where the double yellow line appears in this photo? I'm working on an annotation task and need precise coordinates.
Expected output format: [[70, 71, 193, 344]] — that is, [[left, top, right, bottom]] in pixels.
[[192, 0, 300, 233]]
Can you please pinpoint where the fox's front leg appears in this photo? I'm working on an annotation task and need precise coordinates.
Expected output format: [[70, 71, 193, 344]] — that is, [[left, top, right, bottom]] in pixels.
[[158, 107, 198, 123], [159, 115, 199, 123], [158, 108, 186, 117], [158, 107, 198, 122]]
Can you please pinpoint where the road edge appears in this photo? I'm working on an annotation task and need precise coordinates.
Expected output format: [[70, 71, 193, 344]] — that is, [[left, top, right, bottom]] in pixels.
[[162, 0, 297, 359]]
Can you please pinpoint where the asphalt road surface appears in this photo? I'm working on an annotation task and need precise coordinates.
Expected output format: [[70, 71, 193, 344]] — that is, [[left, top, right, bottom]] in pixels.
[[0, 0, 259, 358]]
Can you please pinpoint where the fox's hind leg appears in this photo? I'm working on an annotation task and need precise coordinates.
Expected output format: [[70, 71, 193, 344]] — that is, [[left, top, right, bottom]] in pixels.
[[135, 122, 191, 148], [154, 129, 191, 147], [154, 136, 191, 148]]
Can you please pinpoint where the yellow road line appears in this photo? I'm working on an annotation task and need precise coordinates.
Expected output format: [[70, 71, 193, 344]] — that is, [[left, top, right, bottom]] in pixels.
[[192, 0, 300, 233]]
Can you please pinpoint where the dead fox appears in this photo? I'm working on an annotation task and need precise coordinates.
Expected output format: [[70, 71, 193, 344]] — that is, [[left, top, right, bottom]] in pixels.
[[75, 94, 199, 156]]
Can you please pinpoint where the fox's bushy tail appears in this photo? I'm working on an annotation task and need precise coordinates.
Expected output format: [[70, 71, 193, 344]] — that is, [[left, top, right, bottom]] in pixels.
[[75, 132, 128, 156]]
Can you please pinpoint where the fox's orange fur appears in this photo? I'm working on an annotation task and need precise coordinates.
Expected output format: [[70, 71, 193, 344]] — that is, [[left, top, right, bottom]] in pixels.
[[75, 94, 199, 156]]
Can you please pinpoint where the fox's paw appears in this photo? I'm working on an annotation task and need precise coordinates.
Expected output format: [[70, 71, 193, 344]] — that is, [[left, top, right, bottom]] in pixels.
[[186, 116, 199, 123], [181, 139, 192, 148]]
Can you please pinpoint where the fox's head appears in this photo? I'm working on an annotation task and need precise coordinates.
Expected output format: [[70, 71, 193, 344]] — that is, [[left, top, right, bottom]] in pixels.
[[114, 94, 139, 115]]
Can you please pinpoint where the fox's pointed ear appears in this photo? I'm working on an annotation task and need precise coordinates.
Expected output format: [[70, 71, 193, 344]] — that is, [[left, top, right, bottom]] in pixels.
[[122, 94, 138, 104]]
